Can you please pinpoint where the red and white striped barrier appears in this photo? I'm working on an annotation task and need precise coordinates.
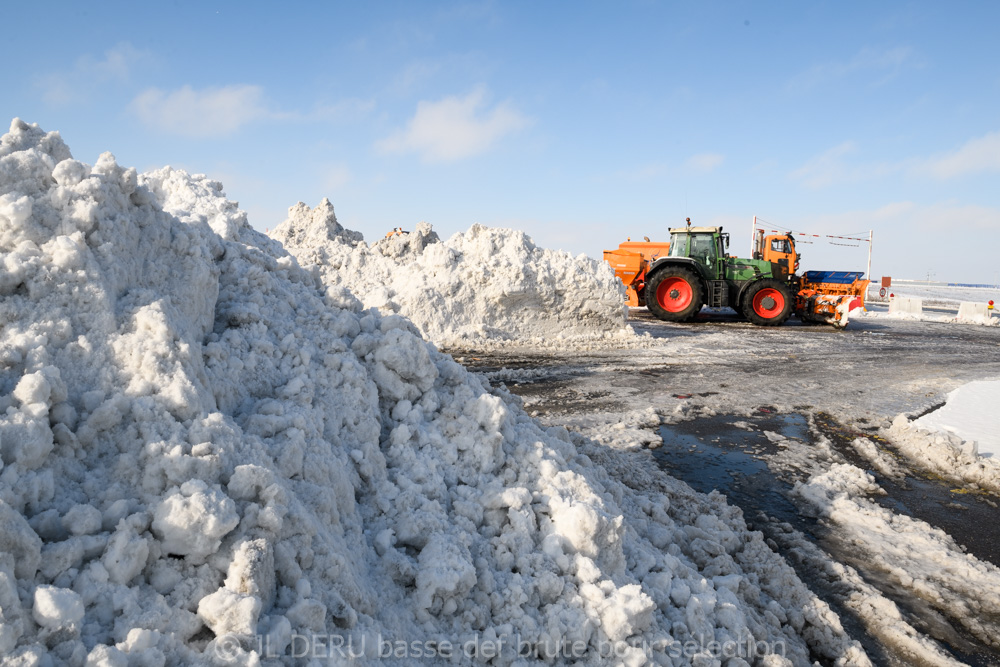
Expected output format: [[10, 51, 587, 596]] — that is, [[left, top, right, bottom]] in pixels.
[[751, 216, 873, 280]]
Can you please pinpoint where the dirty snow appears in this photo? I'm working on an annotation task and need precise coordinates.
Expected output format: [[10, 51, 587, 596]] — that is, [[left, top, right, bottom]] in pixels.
[[0, 118, 877, 664], [873, 383, 1000, 495], [268, 199, 633, 348], [793, 463, 1000, 654]]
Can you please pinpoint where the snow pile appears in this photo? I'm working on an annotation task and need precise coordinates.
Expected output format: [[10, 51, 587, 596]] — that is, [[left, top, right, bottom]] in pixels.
[[0, 119, 870, 664], [881, 417, 1000, 497], [873, 379, 1000, 495], [268, 200, 630, 347]]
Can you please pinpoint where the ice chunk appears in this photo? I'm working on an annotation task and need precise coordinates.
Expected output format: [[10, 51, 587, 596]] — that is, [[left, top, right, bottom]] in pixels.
[[224, 539, 276, 611]]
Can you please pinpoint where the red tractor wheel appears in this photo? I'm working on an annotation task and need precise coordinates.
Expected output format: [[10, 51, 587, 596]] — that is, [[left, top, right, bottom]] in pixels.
[[646, 267, 704, 322], [742, 279, 793, 326]]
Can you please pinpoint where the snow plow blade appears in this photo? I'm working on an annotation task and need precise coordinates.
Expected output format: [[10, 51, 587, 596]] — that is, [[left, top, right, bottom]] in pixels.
[[796, 271, 869, 329]]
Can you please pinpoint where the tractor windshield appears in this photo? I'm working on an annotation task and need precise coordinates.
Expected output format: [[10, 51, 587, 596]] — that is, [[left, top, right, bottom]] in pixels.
[[771, 238, 791, 254]]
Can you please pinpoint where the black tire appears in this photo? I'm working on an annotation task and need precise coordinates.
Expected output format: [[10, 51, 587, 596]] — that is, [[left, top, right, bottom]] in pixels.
[[741, 279, 793, 326], [646, 266, 704, 322]]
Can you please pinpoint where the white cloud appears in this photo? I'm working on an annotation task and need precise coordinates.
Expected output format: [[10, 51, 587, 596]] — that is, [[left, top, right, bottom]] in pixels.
[[788, 46, 915, 91], [377, 87, 531, 163], [685, 153, 725, 173], [913, 131, 1000, 180], [129, 85, 270, 138], [38, 43, 149, 105], [791, 130, 1000, 189]]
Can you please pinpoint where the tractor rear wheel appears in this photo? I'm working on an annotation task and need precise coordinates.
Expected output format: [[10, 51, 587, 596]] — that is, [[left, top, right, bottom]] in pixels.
[[646, 267, 704, 322], [742, 279, 793, 326]]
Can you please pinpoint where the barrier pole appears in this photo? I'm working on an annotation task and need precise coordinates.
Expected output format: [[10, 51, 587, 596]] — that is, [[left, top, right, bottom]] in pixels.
[[867, 230, 873, 279]]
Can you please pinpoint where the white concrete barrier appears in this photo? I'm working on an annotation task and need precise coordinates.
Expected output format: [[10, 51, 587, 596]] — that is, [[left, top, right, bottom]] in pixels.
[[958, 301, 993, 323], [889, 296, 923, 316]]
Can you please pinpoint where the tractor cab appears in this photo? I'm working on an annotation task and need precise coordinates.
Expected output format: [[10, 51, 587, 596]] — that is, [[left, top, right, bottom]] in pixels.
[[753, 230, 800, 274], [667, 226, 729, 278]]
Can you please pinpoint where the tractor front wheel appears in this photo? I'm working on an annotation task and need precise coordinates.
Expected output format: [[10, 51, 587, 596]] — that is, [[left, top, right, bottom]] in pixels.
[[742, 279, 793, 326], [646, 267, 704, 322]]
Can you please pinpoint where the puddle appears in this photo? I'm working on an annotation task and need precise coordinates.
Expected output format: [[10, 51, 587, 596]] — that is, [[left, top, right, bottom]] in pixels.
[[653, 412, 814, 535], [654, 412, 1000, 667]]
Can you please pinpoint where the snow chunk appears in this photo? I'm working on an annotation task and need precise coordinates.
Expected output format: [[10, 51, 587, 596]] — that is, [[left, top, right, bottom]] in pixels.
[[599, 584, 656, 642], [152, 481, 239, 560], [198, 587, 262, 637], [0, 499, 42, 579], [33, 585, 84, 631], [85, 644, 129, 667], [102, 522, 149, 585], [63, 503, 103, 536], [415, 535, 477, 618]]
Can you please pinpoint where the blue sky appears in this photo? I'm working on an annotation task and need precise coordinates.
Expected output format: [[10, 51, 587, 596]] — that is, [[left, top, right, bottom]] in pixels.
[[4, 1, 999, 283]]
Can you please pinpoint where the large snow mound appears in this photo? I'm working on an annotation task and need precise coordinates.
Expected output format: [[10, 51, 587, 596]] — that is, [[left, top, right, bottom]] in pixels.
[[268, 200, 631, 347], [0, 119, 869, 665]]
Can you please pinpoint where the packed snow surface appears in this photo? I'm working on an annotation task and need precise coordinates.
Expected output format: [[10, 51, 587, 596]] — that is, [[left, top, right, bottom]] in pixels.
[[0, 118, 875, 664], [268, 200, 630, 347], [913, 379, 1000, 458]]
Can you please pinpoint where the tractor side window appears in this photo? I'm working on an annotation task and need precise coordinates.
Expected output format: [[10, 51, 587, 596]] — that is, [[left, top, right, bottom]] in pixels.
[[771, 239, 790, 254], [668, 234, 688, 257]]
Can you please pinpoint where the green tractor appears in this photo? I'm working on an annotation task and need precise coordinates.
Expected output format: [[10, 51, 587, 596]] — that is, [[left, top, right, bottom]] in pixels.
[[644, 224, 795, 326]]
